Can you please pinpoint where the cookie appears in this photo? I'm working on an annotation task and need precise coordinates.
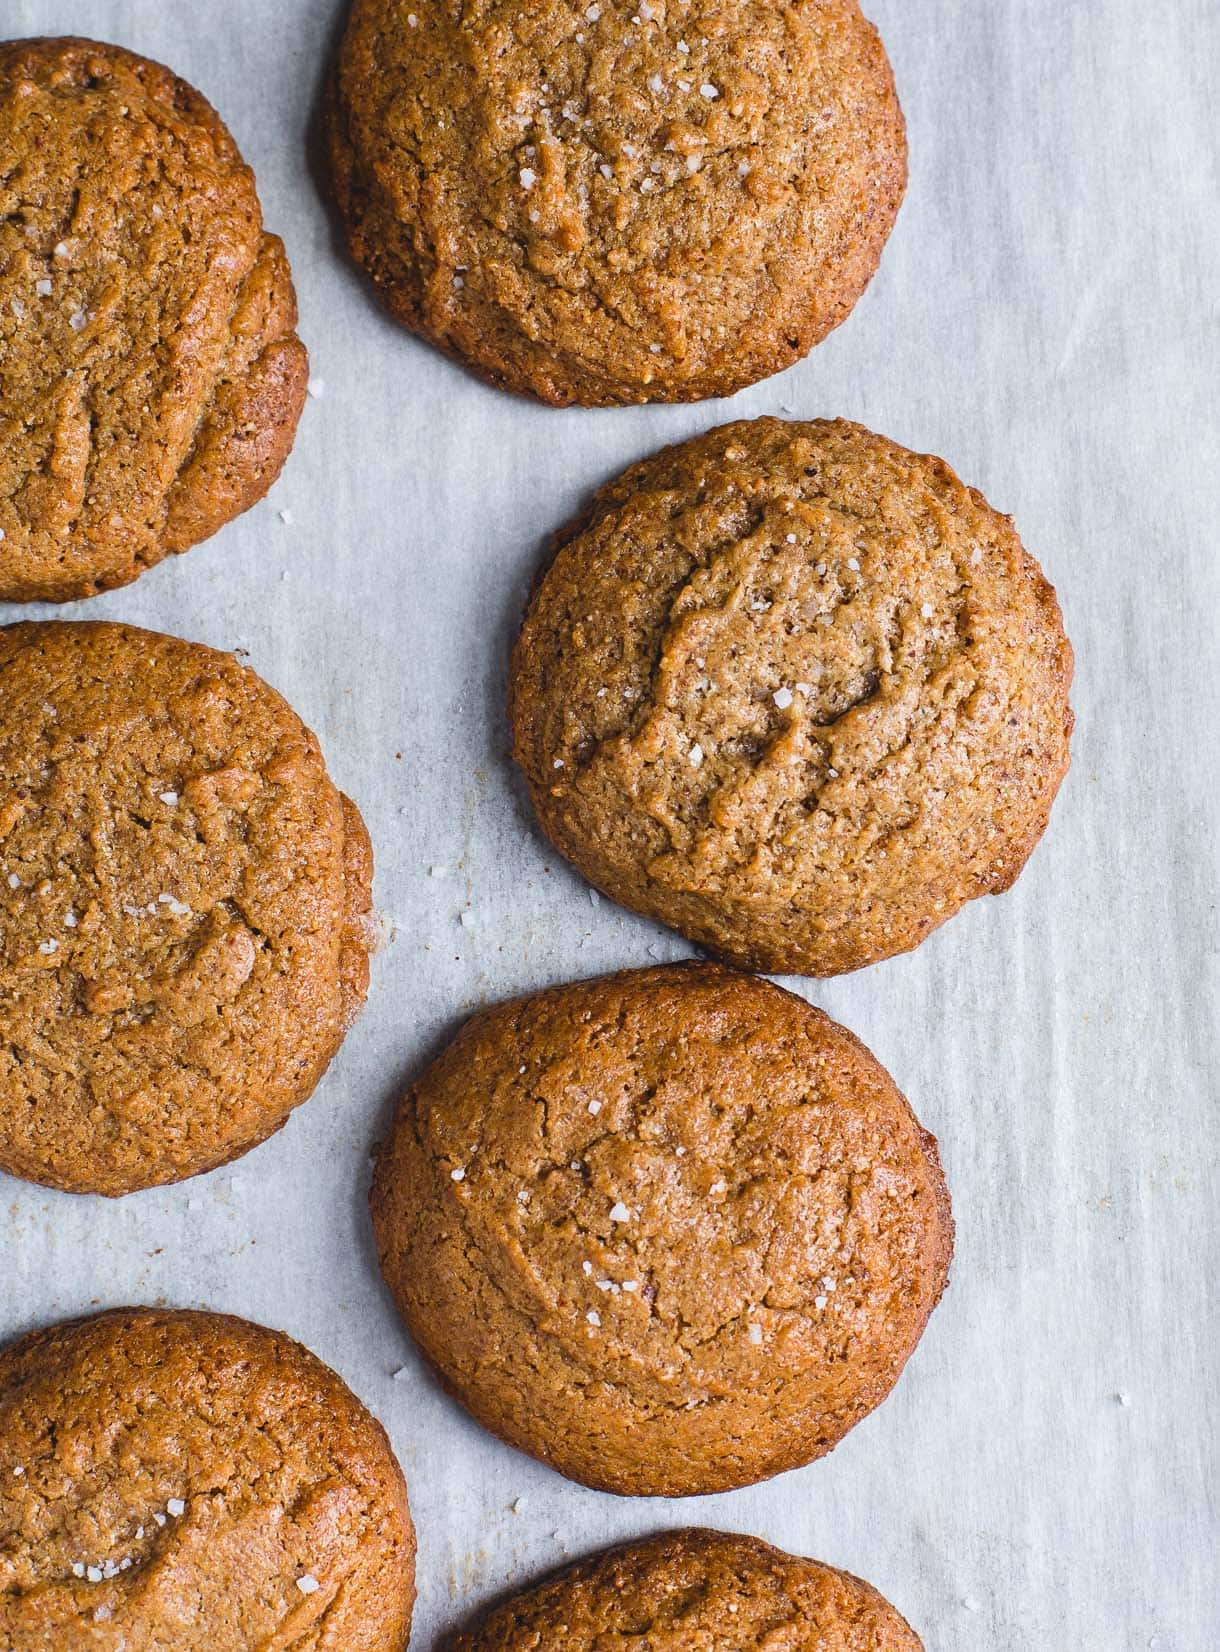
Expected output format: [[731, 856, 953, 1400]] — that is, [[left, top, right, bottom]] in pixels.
[[329, 1, 905, 405], [0, 37, 307, 603], [372, 962, 952, 1496], [511, 417, 1074, 975], [446, 1529, 922, 1651], [0, 1307, 414, 1651], [0, 621, 374, 1196]]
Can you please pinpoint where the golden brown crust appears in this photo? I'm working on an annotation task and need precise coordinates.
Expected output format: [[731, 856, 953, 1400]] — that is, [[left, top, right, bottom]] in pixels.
[[0, 1308, 415, 1652], [0, 622, 375, 1196], [372, 962, 952, 1497], [0, 37, 307, 603], [511, 417, 1075, 975], [328, 0, 906, 406], [446, 1529, 922, 1651]]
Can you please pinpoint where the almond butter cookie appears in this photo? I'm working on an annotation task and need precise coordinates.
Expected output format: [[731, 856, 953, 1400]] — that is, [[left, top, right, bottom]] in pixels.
[[372, 963, 952, 1496], [511, 417, 1075, 974], [0, 1308, 415, 1651], [329, 1, 905, 405], [0, 37, 307, 602], [0, 621, 374, 1196], [445, 1529, 922, 1651]]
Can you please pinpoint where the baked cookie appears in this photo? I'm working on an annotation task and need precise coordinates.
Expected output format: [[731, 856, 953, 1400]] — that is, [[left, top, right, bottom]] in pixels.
[[0, 621, 374, 1196], [372, 962, 951, 1496], [511, 417, 1074, 975], [0, 1307, 415, 1651], [445, 1529, 922, 1651], [0, 37, 307, 603], [329, 0, 905, 405]]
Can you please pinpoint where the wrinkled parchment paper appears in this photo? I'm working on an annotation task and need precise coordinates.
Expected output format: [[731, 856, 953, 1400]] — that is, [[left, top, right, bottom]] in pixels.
[[3, 1, 1217, 1645]]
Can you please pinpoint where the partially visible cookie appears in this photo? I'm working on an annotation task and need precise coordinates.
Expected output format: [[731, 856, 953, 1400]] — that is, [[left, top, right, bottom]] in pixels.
[[0, 37, 307, 602], [511, 417, 1075, 975], [0, 621, 374, 1196], [329, 0, 906, 405], [0, 1308, 415, 1652], [372, 963, 952, 1497], [446, 1529, 923, 1651]]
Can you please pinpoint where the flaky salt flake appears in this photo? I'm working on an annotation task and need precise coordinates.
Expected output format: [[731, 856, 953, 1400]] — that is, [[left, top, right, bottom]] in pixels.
[[587, 1098, 602, 1114], [392, 1366, 410, 1381], [609, 1201, 631, 1222], [297, 1573, 321, 1595], [407, 11, 418, 24], [699, 82, 719, 99], [688, 742, 704, 768], [847, 556, 860, 571], [12, 1465, 24, 1476], [586, 1309, 601, 1326], [86, 1565, 103, 1582], [748, 1322, 763, 1344], [517, 1188, 531, 1204], [94, 1606, 112, 1622], [585, 4, 600, 18], [582, 1260, 594, 1276], [459, 909, 476, 929], [553, 757, 564, 769], [920, 602, 934, 618], [69, 310, 88, 331], [738, 160, 751, 177], [159, 790, 178, 806], [35, 278, 52, 296], [677, 37, 690, 52], [72, 1562, 85, 1577], [786, 532, 796, 542], [814, 1293, 828, 1310], [54, 241, 70, 257], [589, 888, 600, 907], [166, 1497, 186, 1516], [7, 873, 19, 889], [709, 1179, 727, 1196], [451, 1166, 466, 1182], [38, 939, 57, 954], [773, 686, 793, 710], [648, 73, 663, 92]]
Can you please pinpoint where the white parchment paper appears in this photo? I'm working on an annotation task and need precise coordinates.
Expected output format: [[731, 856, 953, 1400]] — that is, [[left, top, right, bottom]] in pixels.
[[2, 2, 1217, 1646]]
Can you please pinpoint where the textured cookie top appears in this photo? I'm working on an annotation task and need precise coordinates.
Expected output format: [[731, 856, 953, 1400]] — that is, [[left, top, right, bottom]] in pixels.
[[0, 37, 307, 602], [0, 622, 373, 1196], [0, 1309, 415, 1652], [447, 1529, 922, 1651], [330, 0, 905, 404], [373, 964, 951, 1496], [512, 418, 1074, 974]]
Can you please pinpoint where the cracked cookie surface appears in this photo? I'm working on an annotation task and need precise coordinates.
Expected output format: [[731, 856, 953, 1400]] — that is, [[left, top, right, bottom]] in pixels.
[[0, 37, 307, 602], [329, 0, 905, 405], [372, 963, 952, 1496], [445, 1528, 922, 1651], [512, 417, 1075, 975], [0, 621, 374, 1196], [0, 1308, 415, 1652]]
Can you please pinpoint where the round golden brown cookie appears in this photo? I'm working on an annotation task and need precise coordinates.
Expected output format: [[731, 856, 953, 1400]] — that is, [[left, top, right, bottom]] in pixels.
[[511, 417, 1075, 975], [0, 37, 308, 603], [372, 962, 952, 1496], [445, 1529, 922, 1651], [0, 621, 375, 1196], [0, 1307, 415, 1651], [328, 1, 905, 406]]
